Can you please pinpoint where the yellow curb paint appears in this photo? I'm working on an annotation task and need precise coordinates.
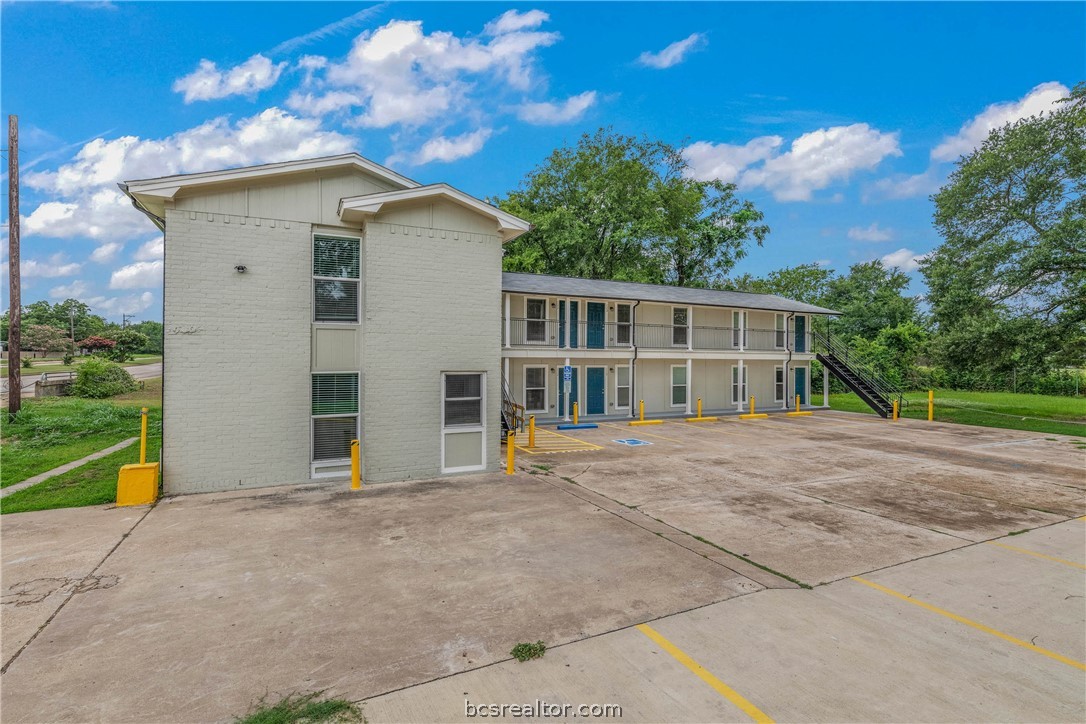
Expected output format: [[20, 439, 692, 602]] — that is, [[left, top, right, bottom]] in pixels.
[[636, 624, 774, 723], [852, 577, 1086, 671], [738, 413, 769, 420], [629, 419, 664, 426], [987, 541, 1086, 570], [685, 417, 719, 423]]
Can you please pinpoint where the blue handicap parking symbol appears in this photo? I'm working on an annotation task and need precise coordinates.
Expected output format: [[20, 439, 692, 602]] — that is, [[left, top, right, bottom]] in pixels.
[[613, 438, 652, 446]]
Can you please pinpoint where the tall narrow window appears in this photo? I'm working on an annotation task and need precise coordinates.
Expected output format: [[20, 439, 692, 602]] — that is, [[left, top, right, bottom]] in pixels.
[[731, 365, 748, 403], [444, 374, 483, 426], [312, 373, 359, 462], [775, 314, 786, 348], [616, 304, 632, 345], [672, 307, 689, 346], [615, 365, 631, 408], [671, 365, 687, 407], [524, 366, 547, 412], [732, 310, 742, 347], [774, 366, 785, 402], [314, 235, 360, 322], [442, 372, 486, 473], [525, 298, 547, 343]]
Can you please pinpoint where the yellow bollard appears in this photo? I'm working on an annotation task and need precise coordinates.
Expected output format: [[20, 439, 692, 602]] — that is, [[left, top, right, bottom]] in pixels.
[[739, 394, 767, 420], [928, 390, 934, 422], [528, 415, 536, 448], [786, 392, 812, 417], [750, 395, 755, 415], [697, 397, 702, 418], [639, 399, 645, 422], [139, 407, 148, 465], [796, 394, 801, 411], [573, 402, 579, 426], [350, 439, 361, 490], [892, 400, 899, 421], [506, 432, 515, 474]]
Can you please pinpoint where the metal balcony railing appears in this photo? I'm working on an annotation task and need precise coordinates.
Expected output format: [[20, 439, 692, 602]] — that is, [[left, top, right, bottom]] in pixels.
[[503, 318, 810, 353]]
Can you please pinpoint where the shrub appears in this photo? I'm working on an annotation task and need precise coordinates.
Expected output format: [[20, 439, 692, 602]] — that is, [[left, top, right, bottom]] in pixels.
[[21, 357, 33, 369], [76, 336, 116, 354], [70, 358, 137, 398], [62, 353, 74, 365], [108, 329, 149, 363]]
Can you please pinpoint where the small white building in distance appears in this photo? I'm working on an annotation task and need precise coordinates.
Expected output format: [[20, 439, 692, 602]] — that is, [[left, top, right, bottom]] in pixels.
[[122, 153, 840, 495]]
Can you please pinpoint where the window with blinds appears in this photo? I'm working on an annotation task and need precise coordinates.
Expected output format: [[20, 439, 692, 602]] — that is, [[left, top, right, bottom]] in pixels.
[[443, 373, 483, 427], [314, 235, 360, 322], [312, 373, 358, 461]]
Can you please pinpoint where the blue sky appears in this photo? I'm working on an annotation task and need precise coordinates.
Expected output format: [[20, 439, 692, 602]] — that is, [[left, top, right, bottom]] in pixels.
[[2, 1, 1083, 322]]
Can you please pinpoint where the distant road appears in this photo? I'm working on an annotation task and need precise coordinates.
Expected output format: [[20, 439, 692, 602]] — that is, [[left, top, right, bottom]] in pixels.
[[1, 362, 162, 398]]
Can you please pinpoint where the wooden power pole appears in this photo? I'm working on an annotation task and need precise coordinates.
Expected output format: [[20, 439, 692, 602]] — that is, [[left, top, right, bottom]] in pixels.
[[7, 114, 20, 417]]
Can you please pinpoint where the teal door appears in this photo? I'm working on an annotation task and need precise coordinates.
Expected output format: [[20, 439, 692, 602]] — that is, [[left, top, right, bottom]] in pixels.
[[795, 368, 807, 405], [586, 367, 605, 414], [558, 367, 579, 417], [569, 301, 579, 348], [794, 315, 806, 352], [586, 302, 605, 349]]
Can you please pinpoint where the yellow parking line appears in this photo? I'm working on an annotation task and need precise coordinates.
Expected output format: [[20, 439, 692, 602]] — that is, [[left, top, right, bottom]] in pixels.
[[987, 541, 1086, 570], [598, 422, 685, 443], [852, 577, 1086, 671], [636, 624, 773, 723]]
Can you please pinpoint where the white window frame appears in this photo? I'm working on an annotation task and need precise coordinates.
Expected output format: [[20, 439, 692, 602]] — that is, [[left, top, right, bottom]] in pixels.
[[670, 364, 688, 408], [522, 364, 548, 414], [614, 364, 631, 410], [524, 297, 548, 344], [731, 310, 744, 348], [730, 364, 748, 404], [672, 306, 690, 347], [312, 233, 362, 324], [615, 303, 633, 346], [775, 314, 786, 349], [441, 371, 487, 474], [774, 366, 785, 403], [310, 371, 360, 478]]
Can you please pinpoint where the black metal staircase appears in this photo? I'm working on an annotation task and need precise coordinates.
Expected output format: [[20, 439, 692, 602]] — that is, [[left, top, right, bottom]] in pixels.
[[500, 372, 524, 441], [812, 329, 903, 418]]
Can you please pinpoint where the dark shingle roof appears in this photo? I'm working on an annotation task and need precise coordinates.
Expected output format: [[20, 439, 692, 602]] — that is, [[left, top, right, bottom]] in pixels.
[[501, 272, 838, 315]]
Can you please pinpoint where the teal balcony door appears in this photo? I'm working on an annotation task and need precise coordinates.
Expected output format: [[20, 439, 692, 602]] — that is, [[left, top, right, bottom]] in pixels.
[[586, 302, 605, 349], [586, 367, 605, 414], [569, 301, 579, 347], [794, 315, 806, 352]]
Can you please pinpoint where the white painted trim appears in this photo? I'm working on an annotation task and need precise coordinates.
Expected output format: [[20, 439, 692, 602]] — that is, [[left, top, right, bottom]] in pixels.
[[774, 365, 785, 404], [614, 302, 633, 347], [441, 371, 487, 474], [583, 364, 608, 415], [504, 294, 510, 348], [312, 232, 362, 324], [522, 364, 549, 414], [523, 296, 548, 345], [670, 364, 688, 409], [671, 306, 691, 348], [774, 313, 786, 349], [309, 371, 360, 477], [614, 364, 631, 410], [685, 358, 693, 415], [732, 362, 748, 410], [339, 183, 531, 242]]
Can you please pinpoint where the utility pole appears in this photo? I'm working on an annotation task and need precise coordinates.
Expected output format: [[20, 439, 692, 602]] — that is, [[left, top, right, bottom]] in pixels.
[[7, 115, 20, 417], [122, 313, 135, 329]]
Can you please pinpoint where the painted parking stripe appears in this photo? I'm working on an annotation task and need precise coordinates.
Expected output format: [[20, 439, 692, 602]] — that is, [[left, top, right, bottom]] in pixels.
[[636, 624, 774, 723], [852, 577, 1086, 671], [986, 541, 1086, 570]]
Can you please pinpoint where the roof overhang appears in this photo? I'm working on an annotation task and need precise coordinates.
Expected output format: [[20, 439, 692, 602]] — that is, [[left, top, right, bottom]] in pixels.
[[120, 153, 421, 224], [338, 184, 532, 243]]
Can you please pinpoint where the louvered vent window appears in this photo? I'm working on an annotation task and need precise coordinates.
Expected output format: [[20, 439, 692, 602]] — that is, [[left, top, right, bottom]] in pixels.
[[443, 373, 483, 427], [312, 373, 358, 461], [314, 235, 360, 322]]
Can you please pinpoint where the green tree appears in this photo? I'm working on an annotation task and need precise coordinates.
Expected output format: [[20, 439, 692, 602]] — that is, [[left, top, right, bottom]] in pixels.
[[924, 82, 1086, 372], [498, 128, 767, 285], [823, 261, 920, 342], [129, 320, 164, 354], [23, 324, 72, 354], [725, 263, 835, 305], [109, 329, 150, 363]]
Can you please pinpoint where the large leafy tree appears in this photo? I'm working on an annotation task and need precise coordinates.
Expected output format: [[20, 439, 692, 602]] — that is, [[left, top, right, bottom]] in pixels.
[[822, 261, 920, 342], [924, 82, 1085, 371], [498, 129, 767, 286], [725, 263, 835, 305]]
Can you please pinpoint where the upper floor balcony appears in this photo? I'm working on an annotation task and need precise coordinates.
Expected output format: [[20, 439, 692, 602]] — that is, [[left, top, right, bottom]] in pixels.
[[502, 318, 812, 354]]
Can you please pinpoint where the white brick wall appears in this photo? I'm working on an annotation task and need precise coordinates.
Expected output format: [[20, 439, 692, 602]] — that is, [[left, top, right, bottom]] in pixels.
[[361, 221, 502, 482], [163, 209, 313, 494]]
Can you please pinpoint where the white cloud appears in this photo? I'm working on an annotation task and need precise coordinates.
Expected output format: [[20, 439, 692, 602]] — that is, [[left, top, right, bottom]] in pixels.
[[405, 128, 493, 166], [637, 33, 707, 69], [87, 292, 155, 317], [49, 280, 89, 299], [21, 254, 82, 278], [23, 108, 354, 241], [847, 223, 893, 242], [485, 9, 549, 35], [134, 238, 164, 262], [294, 13, 560, 129], [865, 168, 942, 201], [90, 241, 123, 263], [173, 54, 287, 103], [683, 137, 782, 184], [685, 124, 901, 201], [515, 91, 597, 125], [931, 81, 1069, 162], [110, 260, 163, 290], [880, 248, 927, 273]]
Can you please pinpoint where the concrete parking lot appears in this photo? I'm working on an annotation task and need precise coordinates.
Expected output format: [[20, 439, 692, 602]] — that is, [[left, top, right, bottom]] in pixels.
[[1, 411, 1083, 722]]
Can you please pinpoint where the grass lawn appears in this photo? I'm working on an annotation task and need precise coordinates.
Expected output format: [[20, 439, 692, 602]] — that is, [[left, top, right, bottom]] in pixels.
[[1, 354, 161, 375], [1, 378, 162, 490], [829, 390, 1086, 437]]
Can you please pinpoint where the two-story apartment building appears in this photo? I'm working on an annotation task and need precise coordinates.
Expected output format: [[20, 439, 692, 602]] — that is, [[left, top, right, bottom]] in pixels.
[[121, 152, 835, 495], [500, 274, 834, 422]]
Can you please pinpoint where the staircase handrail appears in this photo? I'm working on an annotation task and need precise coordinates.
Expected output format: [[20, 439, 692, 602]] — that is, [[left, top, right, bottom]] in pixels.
[[500, 369, 525, 431], [812, 329, 906, 408]]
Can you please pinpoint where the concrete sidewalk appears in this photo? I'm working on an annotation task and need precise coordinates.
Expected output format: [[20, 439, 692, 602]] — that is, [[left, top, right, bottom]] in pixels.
[[1, 438, 137, 499]]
